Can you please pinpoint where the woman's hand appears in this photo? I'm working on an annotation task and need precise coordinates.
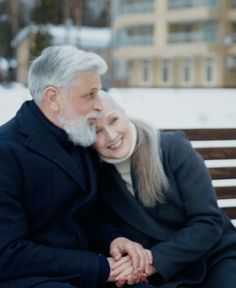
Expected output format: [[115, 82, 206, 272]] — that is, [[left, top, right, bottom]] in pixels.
[[107, 255, 134, 282], [110, 237, 151, 273], [108, 249, 155, 287]]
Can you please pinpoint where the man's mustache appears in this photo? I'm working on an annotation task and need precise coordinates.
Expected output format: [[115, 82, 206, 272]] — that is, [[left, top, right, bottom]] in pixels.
[[87, 111, 102, 126]]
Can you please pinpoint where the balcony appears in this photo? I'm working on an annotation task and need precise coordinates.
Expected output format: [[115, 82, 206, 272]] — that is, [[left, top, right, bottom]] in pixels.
[[116, 25, 154, 47], [116, 0, 154, 15], [168, 0, 219, 9], [117, 34, 154, 47], [168, 30, 218, 43]]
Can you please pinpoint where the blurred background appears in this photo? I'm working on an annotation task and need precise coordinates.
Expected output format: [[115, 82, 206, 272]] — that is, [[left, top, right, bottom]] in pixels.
[[1, 0, 236, 127]]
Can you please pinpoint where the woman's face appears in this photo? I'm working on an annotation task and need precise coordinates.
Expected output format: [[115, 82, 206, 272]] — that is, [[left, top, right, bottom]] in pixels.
[[94, 102, 132, 159]]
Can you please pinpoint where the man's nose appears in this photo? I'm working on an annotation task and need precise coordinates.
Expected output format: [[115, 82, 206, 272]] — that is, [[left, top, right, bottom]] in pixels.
[[93, 94, 103, 111]]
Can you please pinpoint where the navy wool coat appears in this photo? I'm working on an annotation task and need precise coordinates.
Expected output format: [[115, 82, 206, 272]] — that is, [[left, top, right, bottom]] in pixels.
[[99, 132, 236, 287], [0, 101, 115, 288]]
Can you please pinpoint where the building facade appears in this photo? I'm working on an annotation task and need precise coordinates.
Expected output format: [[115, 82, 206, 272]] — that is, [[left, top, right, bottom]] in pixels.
[[111, 0, 236, 87], [11, 24, 111, 87]]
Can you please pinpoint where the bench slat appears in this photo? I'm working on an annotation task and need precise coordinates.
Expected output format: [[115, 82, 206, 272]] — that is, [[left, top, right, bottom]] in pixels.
[[163, 128, 236, 220], [215, 186, 236, 199], [222, 207, 236, 219], [196, 147, 236, 160], [182, 129, 236, 141], [209, 167, 236, 179]]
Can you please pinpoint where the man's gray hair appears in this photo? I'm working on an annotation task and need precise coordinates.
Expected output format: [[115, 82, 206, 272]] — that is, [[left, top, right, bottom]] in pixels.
[[28, 45, 108, 103]]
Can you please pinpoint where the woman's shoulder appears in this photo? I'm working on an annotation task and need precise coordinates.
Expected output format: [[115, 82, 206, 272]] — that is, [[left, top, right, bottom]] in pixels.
[[160, 130, 189, 146], [159, 130, 194, 159]]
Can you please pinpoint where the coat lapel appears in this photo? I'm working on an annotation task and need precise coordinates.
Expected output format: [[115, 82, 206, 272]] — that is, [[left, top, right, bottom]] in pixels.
[[17, 101, 87, 190], [82, 148, 97, 196], [103, 164, 171, 241]]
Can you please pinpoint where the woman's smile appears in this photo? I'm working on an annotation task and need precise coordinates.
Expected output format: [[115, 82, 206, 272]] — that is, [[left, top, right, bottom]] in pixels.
[[107, 138, 123, 150]]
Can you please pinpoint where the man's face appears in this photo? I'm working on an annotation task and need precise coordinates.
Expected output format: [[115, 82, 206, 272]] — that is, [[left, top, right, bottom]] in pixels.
[[58, 72, 103, 146]]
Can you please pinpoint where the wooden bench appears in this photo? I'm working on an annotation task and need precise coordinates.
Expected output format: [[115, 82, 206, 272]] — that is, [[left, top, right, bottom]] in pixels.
[[164, 128, 236, 226]]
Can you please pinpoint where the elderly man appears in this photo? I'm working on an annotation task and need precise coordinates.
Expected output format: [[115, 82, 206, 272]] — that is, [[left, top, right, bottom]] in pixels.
[[0, 46, 152, 288]]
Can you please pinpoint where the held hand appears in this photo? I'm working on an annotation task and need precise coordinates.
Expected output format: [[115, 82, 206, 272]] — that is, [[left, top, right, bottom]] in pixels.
[[109, 248, 154, 287], [110, 237, 152, 273], [107, 255, 133, 282], [115, 263, 156, 288], [113, 255, 141, 287], [146, 263, 157, 277]]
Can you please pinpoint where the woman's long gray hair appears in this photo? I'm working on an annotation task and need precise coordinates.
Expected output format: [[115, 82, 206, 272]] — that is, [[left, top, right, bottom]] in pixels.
[[132, 119, 168, 207], [99, 91, 168, 207]]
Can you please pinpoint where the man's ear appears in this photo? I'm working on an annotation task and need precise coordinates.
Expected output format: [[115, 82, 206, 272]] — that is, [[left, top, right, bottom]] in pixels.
[[43, 86, 60, 112]]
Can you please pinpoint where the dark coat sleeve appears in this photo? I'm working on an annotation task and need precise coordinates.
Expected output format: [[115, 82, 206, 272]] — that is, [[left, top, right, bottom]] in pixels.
[[0, 144, 100, 286], [151, 132, 224, 281]]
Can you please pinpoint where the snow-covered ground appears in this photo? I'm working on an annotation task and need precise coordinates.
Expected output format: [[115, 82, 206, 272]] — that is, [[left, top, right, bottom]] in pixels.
[[109, 87, 236, 129], [0, 83, 31, 125], [1, 83, 236, 129]]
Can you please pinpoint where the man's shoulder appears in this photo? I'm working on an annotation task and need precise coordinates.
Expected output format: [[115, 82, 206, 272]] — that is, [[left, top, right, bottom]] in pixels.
[[0, 117, 18, 139], [0, 101, 34, 141]]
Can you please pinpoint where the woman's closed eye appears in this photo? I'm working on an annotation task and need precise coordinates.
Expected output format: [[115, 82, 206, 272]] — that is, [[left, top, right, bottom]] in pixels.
[[110, 117, 118, 125]]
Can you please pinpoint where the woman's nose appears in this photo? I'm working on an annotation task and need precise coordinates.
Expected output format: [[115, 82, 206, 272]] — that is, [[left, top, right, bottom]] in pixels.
[[106, 128, 116, 141]]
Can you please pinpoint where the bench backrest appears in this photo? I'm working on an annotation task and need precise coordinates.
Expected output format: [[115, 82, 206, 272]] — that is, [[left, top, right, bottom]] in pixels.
[[164, 128, 236, 226]]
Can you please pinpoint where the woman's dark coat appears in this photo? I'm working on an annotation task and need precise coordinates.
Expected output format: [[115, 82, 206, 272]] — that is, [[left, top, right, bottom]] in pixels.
[[99, 132, 236, 287]]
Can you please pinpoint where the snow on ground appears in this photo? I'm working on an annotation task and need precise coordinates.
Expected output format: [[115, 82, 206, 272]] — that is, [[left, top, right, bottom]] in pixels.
[[0, 83, 31, 125], [1, 84, 236, 129], [109, 88, 236, 129]]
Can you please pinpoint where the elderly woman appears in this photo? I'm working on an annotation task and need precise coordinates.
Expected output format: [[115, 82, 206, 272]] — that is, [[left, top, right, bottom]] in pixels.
[[93, 91, 236, 288]]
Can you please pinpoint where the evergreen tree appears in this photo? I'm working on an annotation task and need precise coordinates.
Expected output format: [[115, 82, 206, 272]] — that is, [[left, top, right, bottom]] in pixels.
[[30, 0, 63, 25], [30, 29, 52, 58], [29, 0, 59, 58]]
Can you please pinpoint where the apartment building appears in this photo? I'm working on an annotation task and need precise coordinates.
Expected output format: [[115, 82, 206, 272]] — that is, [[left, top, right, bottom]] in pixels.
[[111, 0, 236, 87]]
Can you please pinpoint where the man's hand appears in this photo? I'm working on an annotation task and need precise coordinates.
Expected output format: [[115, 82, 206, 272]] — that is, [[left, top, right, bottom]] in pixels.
[[110, 237, 152, 276]]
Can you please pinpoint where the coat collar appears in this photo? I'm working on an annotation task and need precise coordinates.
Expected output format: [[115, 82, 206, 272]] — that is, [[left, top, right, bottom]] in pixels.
[[16, 101, 96, 193], [102, 163, 171, 241]]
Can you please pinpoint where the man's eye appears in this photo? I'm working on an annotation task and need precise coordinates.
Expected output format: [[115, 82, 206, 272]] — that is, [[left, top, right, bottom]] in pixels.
[[96, 129, 102, 134], [89, 91, 97, 98]]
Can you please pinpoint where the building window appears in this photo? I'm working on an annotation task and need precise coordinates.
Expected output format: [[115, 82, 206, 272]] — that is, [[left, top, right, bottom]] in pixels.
[[231, 0, 236, 7], [160, 58, 172, 84], [127, 60, 132, 85], [203, 56, 216, 84], [168, 0, 219, 9], [168, 22, 218, 43], [117, 25, 154, 47], [141, 59, 151, 84], [113, 59, 128, 80], [181, 58, 193, 85], [117, 0, 154, 15]]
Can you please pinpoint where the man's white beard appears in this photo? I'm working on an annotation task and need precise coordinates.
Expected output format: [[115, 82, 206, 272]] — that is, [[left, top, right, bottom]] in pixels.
[[59, 111, 100, 147]]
